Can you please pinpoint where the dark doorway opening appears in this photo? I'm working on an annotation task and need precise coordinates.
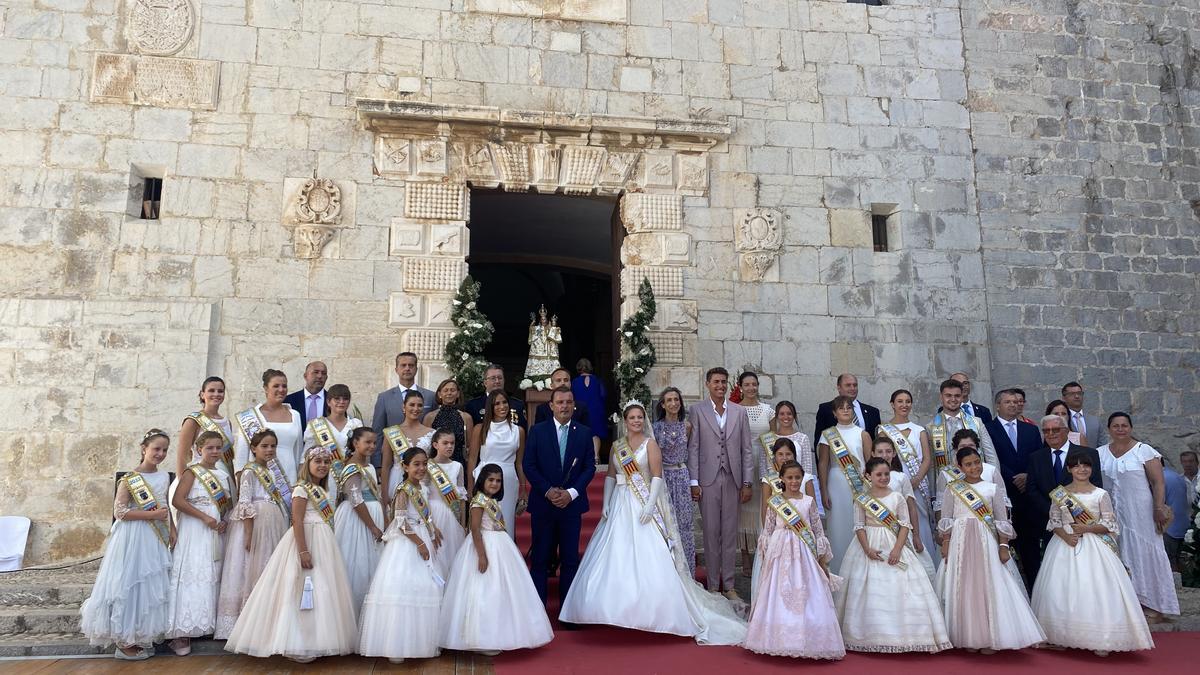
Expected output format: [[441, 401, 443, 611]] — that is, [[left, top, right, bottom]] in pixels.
[[467, 190, 620, 432]]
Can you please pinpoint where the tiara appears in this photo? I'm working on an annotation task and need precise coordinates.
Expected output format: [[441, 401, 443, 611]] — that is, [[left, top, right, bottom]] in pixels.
[[621, 399, 645, 412], [142, 428, 167, 442], [305, 446, 333, 461]]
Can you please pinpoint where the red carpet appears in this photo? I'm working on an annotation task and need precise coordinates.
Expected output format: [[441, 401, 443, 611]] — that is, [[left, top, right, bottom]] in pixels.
[[495, 627, 1199, 674]]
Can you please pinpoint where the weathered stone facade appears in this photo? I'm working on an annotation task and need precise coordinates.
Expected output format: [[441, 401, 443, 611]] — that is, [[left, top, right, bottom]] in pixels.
[[0, 0, 1196, 563]]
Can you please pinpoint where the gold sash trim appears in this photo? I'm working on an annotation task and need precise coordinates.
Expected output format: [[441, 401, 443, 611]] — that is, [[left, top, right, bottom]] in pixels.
[[948, 479, 998, 540], [123, 472, 169, 548], [853, 492, 912, 568], [1049, 486, 1119, 555], [303, 482, 335, 528], [766, 494, 820, 562], [189, 464, 231, 515], [878, 423, 931, 501], [822, 428, 865, 495], [339, 463, 380, 502], [400, 481, 433, 531], [471, 492, 505, 531], [613, 438, 670, 544], [187, 412, 235, 476], [427, 461, 459, 506], [308, 417, 346, 478], [243, 461, 288, 514], [383, 425, 411, 463]]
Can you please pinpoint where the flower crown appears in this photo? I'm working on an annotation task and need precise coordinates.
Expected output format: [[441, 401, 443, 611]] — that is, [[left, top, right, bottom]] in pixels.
[[305, 446, 333, 461]]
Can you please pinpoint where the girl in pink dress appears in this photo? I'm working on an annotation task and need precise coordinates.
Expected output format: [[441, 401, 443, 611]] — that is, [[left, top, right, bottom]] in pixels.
[[744, 462, 845, 659]]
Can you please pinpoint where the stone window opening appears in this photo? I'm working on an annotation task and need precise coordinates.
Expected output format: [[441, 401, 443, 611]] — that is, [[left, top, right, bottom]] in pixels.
[[127, 164, 166, 220], [871, 203, 899, 252], [847, 0, 885, 5]]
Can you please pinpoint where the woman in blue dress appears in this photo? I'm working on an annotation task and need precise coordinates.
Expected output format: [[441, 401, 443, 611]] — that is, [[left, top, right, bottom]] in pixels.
[[571, 358, 608, 443]]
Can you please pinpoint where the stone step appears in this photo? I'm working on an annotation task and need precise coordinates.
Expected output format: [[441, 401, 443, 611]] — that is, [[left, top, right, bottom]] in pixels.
[[0, 607, 81, 636], [0, 634, 228, 658], [0, 583, 93, 608]]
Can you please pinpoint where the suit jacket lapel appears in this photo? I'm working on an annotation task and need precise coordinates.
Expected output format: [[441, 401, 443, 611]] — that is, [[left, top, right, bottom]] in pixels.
[[700, 401, 722, 438]]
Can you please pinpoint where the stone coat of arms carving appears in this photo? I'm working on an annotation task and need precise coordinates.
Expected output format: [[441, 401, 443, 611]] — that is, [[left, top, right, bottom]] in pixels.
[[736, 209, 785, 281], [129, 0, 195, 56]]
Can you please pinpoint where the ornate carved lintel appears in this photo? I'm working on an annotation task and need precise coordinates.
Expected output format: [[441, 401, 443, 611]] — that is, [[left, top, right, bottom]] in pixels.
[[294, 225, 334, 259]]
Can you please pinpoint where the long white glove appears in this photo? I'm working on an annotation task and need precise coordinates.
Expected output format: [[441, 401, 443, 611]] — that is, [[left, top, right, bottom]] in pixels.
[[640, 477, 664, 524], [601, 475, 616, 519]]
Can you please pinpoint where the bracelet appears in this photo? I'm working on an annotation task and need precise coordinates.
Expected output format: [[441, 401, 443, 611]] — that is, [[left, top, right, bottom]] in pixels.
[[998, 544, 1010, 549], [299, 550, 310, 555]]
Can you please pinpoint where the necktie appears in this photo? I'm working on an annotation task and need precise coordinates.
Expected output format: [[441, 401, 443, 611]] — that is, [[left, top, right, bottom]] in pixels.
[[1073, 412, 1085, 436], [307, 394, 319, 421], [963, 401, 973, 418], [557, 424, 568, 464], [1053, 450, 1063, 483], [853, 403, 864, 429], [1006, 421, 1017, 449]]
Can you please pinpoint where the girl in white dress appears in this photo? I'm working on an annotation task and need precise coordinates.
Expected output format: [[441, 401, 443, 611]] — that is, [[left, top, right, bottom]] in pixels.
[[360, 447, 446, 664], [737, 371, 774, 571], [302, 383, 363, 503], [234, 369, 304, 485], [166, 431, 232, 656], [836, 457, 951, 653], [869, 436, 936, 578], [215, 430, 290, 639], [771, 401, 820, 514], [882, 389, 936, 559], [80, 429, 174, 660], [1097, 412, 1179, 621], [468, 390, 526, 539], [751, 438, 816, 598], [744, 462, 844, 659], [936, 446, 1045, 653], [426, 429, 467, 571], [439, 463, 554, 655], [333, 427, 385, 619], [817, 395, 872, 573], [560, 403, 747, 645], [381, 389, 435, 502], [1031, 451, 1154, 655], [225, 447, 358, 662]]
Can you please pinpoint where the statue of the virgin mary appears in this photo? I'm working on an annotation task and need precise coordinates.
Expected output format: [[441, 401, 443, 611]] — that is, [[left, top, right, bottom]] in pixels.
[[523, 304, 562, 380]]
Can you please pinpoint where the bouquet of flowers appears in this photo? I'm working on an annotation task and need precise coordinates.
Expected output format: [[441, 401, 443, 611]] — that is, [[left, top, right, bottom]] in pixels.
[[519, 376, 554, 391]]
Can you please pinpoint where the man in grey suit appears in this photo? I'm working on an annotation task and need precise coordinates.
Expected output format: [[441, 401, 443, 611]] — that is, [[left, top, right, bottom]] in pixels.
[[1061, 381, 1106, 447], [686, 367, 754, 601], [370, 352, 435, 466]]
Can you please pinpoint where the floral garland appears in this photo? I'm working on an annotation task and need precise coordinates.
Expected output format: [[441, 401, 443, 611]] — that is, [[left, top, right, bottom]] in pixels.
[[613, 277, 656, 407], [444, 276, 494, 400]]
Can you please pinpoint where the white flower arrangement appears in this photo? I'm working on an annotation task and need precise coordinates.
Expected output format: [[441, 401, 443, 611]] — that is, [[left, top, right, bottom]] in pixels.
[[520, 376, 554, 391]]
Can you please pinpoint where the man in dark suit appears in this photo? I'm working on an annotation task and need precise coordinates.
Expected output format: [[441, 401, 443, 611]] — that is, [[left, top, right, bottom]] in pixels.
[[283, 361, 328, 430], [986, 388, 1043, 589], [936, 372, 994, 425], [464, 364, 527, 426], [814, 373, 881, 440], [1024, 414, 1103, 587], [522, 386, 596, 609]]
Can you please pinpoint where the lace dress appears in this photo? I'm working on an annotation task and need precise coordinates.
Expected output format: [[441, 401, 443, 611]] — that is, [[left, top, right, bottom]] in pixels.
[[424, 461, 467, 574], [333, 463, 384, 619], [1030, 487, 1154, 651], [835, 490, 951, 653], [166, 466, 230, 638], [438, 495, 554, 651], [1098, 442, 1180, 615], [652, 418, 695, 576], [743, 494, 844, 659], [739, 403, 775, 554], [215, 466, 289, 638], [80, 471, 172, 648], [935, 480, 1045, 650], [887, 471, 936, 579]]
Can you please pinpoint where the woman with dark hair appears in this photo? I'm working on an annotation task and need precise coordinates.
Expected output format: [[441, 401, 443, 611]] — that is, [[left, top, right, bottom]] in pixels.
[[381, 389, 435, 499], [422, 379, 474, 465], [766, 401, 820, 514], [178, 376, 234, 480], [234, 370, 304, 484], [469, 390, 526, 539], [737, 372, 774, 572], [571, 358, 608, 443], [652, 386, 694, 575], [1097, 412, 1179, 622], [1045, 399, 1089, 447]]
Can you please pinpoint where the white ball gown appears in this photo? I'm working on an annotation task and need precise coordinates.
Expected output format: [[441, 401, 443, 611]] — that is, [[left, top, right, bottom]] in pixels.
[[887, 470, 936, 579], [215, 465, 289, 639], [438, 494, 554, 651], [559, 438, 747, 645], [385, 429, 434, 497], [425, 460, 467, 573], [224, 483, 358, 659], [332, 463, 384, 618], [80, 471, 172, 649], [743, 494, 844, 659], [166, 466, 231, 639], [473, 422, 521, 538], [834, 490, 951, 653], [359, 483, 446, 660], [821, 423, 866, 573], [1030, 487, 1154, 651], [935, 480, 1045, 650]]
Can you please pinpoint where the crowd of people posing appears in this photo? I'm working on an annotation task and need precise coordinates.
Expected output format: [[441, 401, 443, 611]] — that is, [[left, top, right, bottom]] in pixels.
[[77, 357, 1175, 662]]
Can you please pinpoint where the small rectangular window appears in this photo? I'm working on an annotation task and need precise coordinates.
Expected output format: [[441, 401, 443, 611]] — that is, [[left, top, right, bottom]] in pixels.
[[872, 214, 889, 252], [847, 0, 884, 5], [141, 177, 162, 220]]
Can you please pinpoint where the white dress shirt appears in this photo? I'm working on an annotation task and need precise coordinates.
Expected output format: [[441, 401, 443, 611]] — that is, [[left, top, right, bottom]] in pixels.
[[555, 418, 579, 501], [711, 398, 727, 430], [1070, 409, 1087, 438]]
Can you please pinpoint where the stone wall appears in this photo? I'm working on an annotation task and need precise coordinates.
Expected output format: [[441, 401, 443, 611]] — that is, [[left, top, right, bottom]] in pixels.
[[962, 0, 1200, 453], [0, 0, 1193, 563]]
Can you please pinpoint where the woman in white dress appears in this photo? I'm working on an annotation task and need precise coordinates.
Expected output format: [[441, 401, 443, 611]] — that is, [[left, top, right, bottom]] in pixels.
[[381, 389, 435, 501], [559, 402, 747, 645], [1031, 451, 1154, 655], [881, 389, 936, 559], [817, 395, 873, 573], [302, 383, 363, 502], [936, 446, 1045, 652], [771, 401, 819, 514], [80, 430, 174, 660], [468, 390, 525, 539], [167, 431, 232, 656], [333, 427, 385, 618], [176, 376, 235, 481], [234, 369, 304, 485], [1097, 412, 1179, 621], [737, 371, 774, 571]]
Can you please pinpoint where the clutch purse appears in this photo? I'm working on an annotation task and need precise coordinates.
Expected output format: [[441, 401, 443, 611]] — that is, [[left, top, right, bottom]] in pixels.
[[299, 575, 314, 610]]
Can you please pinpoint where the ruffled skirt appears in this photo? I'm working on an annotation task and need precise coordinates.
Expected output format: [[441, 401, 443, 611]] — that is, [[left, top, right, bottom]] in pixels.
[[166, 505, 223, 638], [439, 530, 553, 651], [79, 520, 172, 647], [744, 529, 844, 659], [215, 502, 288, 639], [333, 499, 384, 618], [358, 520, 444, 658], [429, 497, 467, 576]]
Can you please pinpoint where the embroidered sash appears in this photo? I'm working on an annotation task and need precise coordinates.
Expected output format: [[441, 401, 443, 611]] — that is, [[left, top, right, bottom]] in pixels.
[[308, 417, 347, 478], [878, 423, 931, 501], [189, 464, 231, 515], [123, 472, 169, 548], [303, 482, 335, 528], [853, 492, 912, 568], [234, 407, 264, 446], [244, 461, 289, 515], [427, 461, 458, 506], [383, 425, 411, 463], [758, 431, 779, 476], [400, 481, 434, 531], [930, 413, 979, 472], [948, 479, 998, 540], [188, 412, 235, 475], [613, 438, 670, 544], [471, 492, 505, 531], [766, 494, 820, 561], [339, 463, 379, 502], [1049, 486, 1119, 555], [823, 428, 865, 495]]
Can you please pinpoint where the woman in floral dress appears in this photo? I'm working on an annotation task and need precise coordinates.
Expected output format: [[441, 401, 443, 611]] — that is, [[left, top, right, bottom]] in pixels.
[[653, 386, 695, 576]]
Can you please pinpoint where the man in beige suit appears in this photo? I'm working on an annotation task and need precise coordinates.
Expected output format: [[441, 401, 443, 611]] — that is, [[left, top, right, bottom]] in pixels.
[[686, 367, 754, 601]]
